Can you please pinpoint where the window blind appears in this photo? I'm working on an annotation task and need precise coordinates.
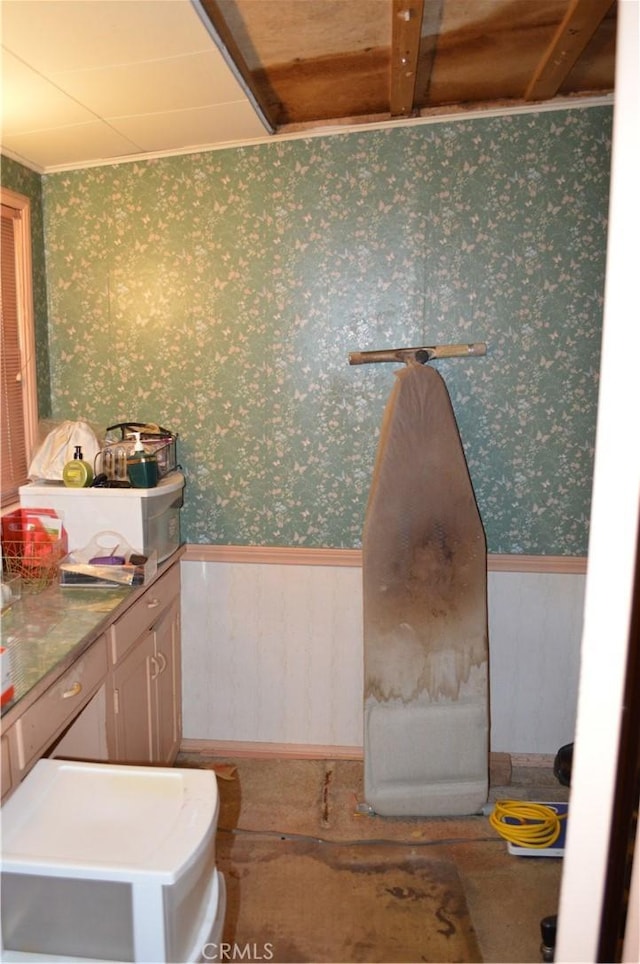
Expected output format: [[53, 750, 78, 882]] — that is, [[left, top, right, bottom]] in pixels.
[[1, 202, 29, 505]]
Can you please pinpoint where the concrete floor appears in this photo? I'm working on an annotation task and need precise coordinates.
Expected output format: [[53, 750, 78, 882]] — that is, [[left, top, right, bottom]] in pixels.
[[178, 753, 569, 964]]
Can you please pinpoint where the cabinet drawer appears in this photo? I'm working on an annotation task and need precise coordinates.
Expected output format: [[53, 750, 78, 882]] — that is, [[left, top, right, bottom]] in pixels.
[[10, 637, 107, 775], [110, 563, 180, 665]]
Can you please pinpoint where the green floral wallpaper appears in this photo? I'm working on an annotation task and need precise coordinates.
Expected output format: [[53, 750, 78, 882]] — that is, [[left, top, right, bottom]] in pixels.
[[0, 155, 51, 416], [39, 107, 610, 554]]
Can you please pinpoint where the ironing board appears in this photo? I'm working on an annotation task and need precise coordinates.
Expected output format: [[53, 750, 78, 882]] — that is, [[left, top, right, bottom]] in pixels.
[[363, 363, 489, 816]]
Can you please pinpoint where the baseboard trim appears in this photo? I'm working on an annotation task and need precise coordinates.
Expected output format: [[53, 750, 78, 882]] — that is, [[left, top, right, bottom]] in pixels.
[[179, 739, 364, 760], [182, 544, 587, 574], [179, 740, 551, 783], [510, 753, 556, 769]]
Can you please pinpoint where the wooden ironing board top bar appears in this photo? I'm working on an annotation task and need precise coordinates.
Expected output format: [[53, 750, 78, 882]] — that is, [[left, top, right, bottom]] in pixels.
[[349, 342, 487, 365]]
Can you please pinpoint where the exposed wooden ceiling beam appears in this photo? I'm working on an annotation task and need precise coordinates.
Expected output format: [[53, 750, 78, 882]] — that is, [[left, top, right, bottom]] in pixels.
[[524, 0, 615, 101], [414, 0, 444, 104], [390, 0, 425, 116]]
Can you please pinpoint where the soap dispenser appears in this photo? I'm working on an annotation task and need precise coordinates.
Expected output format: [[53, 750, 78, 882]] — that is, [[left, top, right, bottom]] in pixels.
[[63, 445, 94, 488], [126, 432, 158, 488]]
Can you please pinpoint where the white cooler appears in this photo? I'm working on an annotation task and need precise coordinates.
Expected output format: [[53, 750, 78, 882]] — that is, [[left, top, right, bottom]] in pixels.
[[0, 759, 225, 963]]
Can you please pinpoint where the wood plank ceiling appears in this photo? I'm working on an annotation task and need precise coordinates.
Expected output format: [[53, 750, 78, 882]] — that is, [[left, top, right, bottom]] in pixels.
[[198, 0, 617, 133]]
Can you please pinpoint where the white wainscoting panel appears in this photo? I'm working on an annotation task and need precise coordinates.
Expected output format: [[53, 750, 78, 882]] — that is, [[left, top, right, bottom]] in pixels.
[[486, 571, 585, 752], [181, 559, 585, 754], [181, 560, 364, 746]]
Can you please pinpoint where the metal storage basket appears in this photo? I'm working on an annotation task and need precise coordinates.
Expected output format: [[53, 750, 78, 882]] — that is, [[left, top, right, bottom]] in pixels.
[[2, 520, 65, 591]]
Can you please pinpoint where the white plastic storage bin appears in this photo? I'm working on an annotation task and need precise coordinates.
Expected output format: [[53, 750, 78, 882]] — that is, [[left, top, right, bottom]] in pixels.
[[19, 472, 184, 562], [0, 759, 225, 963]]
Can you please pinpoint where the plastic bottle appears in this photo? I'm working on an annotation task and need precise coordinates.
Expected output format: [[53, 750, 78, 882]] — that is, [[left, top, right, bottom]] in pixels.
[[62, 445, 94, 488], [126, 433, 158, 488]]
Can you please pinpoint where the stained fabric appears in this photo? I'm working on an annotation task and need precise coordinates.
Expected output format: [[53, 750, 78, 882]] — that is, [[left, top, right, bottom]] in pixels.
[[363, 363, 489, 816]]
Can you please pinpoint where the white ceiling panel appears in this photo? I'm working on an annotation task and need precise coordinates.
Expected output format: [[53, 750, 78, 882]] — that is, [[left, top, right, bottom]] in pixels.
[[52, 50, 250, 117], [1, 52, 99, 134], [1, 0, 215, 71], [2, 120, 144, 170], [111, 100, 268, 153], [0, 0, 270, 172]]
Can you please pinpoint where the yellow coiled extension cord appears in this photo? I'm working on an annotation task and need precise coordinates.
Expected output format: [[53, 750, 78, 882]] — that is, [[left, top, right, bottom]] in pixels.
[[489, 800, 567, 849]]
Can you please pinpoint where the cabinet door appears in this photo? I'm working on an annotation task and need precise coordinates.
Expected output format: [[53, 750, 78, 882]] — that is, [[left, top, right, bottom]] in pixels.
[[110, 564, 181, 665], [107, 558, 182, 765], [1, 733, 14, 801], [111, 630, 155, 764], [153, 596, 181, 764]]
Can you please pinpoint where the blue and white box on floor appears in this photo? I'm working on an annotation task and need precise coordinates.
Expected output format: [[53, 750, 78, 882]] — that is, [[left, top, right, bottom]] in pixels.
[[0, 759, 226, 962]]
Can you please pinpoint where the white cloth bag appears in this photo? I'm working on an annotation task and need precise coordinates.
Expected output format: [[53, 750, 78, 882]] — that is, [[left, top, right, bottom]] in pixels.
[[28, 420, 102, 481]]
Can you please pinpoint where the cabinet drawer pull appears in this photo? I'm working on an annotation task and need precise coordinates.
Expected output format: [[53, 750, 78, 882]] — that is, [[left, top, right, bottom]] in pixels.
[[62, 681, 82, 699], [149, 655, 160, 681], [156, 652, 167, 674], [147, 598, 160, 610]]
